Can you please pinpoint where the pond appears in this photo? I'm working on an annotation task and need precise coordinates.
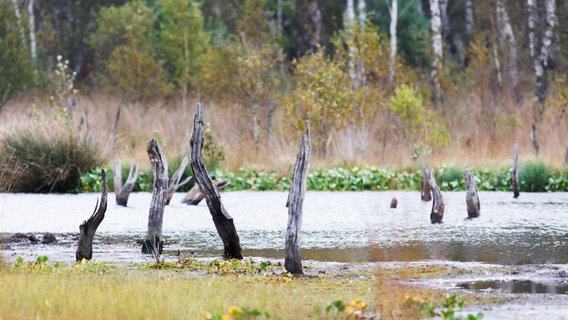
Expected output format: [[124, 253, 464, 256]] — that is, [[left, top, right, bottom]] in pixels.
[[1, 191, 567, 264]]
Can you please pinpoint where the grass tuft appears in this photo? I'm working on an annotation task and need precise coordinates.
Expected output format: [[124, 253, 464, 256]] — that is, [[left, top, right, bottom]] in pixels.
[[518, 159, 553, 192]]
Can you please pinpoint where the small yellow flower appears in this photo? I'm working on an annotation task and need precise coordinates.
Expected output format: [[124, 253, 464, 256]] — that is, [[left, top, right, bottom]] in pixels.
[[221, 315, 229, 320], [228, 306, 241, 315], [203, 311, 212, 319]]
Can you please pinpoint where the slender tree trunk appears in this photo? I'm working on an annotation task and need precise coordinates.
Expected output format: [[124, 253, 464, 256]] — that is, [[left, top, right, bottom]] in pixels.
[[182, 28, 189, 110], [421, 161, 432, 201], [9, 0, 28, 52], [285, 122, 311, 274], [465, 0, 473, 34], [113, 161, 138, 207], [166, 156, 192, 205], [190, 103, 243, 259], [429, 0, 443, 105], [358, 0, 367, 86], [388, 0, 398, 85], [142, 139, 169, 255], [27, 0, 37, 70], [76, 170, 108, 261], [110, 104, 121, 154], [496, 0, 518, 91], [266, 100, 275, 151]]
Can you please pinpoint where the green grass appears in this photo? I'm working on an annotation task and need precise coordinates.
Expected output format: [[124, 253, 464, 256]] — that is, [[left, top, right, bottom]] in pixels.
[[518, 160, 553, 192]]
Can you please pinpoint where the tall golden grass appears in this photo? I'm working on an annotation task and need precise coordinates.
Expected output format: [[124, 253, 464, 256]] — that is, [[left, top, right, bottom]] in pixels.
[[1, 90, 566, 173]]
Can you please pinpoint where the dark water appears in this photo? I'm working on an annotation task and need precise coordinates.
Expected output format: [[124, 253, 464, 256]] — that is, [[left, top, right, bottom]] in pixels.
[[1, 191, 568, 264], [457, 280, 568, 294]]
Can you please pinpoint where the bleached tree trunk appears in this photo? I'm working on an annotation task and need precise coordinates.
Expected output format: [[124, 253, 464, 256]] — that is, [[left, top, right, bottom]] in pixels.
[[388, 0, 398, 85], [496, 0, 518, 90], [357, 0, 367, 86], [27, 0, 37, 68], [528, 0, 557, 156], [493, 39, 503, 89], [465, 0, 473, 34], [182, 29, 189, 110], [429, 0, 443, 105], [9, 0, 28, 51], [438, 0, 450, 42], [345, 0, 357, 89]]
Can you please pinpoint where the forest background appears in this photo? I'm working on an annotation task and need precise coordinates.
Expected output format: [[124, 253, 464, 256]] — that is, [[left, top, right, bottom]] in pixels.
[[1, 0, 568, 193]]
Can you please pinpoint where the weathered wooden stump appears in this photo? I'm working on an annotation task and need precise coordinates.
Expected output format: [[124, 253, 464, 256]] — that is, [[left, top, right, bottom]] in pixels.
[[76, 169, 108, 261], [512, 144, 520, 198], [182, 179, 230, 205], [428, 168, 444, 223], [190, 103, 242, 259], [110, 104, 121, 154], [113, 160, 138, 206], [390, 197, 398, 208], [464, 170, 480, 218], [141, 139, 169, 255], [421, 162, 432, 202], [285, 122, 311, 275], [166, 156, 192, 205]]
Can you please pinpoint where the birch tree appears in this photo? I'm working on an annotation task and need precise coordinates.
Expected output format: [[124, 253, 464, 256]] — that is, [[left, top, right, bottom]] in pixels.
[[429, 0, 443, 105], [496, 0, 518, 92], [388, 0, 398, 85], [528, 0, 557, 155]]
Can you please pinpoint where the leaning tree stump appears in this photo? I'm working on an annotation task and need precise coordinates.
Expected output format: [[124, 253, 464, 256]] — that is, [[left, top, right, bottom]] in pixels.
[[76, 169, 108, 261], [421, 162, 432, 202], [285, 122, 311, 275], [190, 103, 242, 259], [512, 144, 520, 198], [464, 170, 480, 218], [428, 168, 444, 223], [390, 197, 398, 208], [141, 139, 169, 255], [113, 160, 138, 206], [166, 156, 192, 205], [182, 179, 230, 205]]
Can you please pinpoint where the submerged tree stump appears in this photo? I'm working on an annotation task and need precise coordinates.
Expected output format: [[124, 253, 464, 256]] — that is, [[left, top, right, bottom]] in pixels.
[[464, 170, 480, 218], [166, 156, 192, 205], [285, 122, 311, 275], [512, 144, 520, 198], [113, 160, 138, 206], [421, 162, 432, 202], [182, 179, 230, 205], [141, 139, 169, 255], [190, 103, 242, 259], [390, 197, 398, 208], [76, 169, 108, 261], [428, 168, 444, 223]]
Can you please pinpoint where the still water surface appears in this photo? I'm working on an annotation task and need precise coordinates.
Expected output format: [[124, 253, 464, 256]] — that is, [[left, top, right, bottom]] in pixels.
[[1, 191, 567, 264]]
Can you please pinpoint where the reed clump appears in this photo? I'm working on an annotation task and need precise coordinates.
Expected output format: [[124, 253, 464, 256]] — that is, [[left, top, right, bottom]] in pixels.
[[518, 159, 554, 192], [0, 119, 107, 193]]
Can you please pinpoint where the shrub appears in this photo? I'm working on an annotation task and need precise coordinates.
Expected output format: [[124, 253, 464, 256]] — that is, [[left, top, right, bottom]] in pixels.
[[0, 121, 107, 193], [518, 160, 553, 192]]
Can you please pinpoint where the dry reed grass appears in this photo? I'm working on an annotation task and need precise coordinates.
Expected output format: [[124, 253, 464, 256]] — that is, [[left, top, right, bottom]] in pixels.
[[1, 90, 566, 173]]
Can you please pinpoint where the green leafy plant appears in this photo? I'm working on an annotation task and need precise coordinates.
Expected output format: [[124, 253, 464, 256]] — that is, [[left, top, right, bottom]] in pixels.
[[204, 306, 272, 320], [403, 294, 483, 320], [519, 160, 553, 192]]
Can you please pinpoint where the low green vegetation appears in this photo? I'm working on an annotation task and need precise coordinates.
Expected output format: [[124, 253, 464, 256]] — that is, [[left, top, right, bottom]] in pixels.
[[79, 161, 568, 193], [0, 256, 487, 320]]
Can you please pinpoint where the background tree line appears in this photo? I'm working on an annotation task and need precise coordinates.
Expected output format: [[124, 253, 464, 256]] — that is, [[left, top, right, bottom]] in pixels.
[[1, 0, 568, 159]]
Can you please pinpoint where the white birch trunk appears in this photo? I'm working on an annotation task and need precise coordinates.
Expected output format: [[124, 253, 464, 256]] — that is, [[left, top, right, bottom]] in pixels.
[[465, 0, 473, 34], [496, 0, 518, 89], [429, 0, 443, 104], [388, 0, 398, 85], [357, 0, 367, 86], [10, 0, 28, 51], [27, 0, 37, 67], [358, 0, 366, 25], [345, 0, 357, 89]]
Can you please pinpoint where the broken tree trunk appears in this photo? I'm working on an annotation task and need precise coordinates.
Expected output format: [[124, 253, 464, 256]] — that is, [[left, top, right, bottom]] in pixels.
[[428, 168, 444, 223], [285, 122, 311, 275], [390, 197, 398, 208], [166, 156, 192, 205], [421, 162, 432, 202], [190, 103, 242, 259], [76, 169, 108, 261], [182, 179, 230, 205], [141, 139, 169, 255], [512, 144, 520, 198], [113, 160, 138, 206], [110, 104, 121, 154], [464, 170, 480, 218]]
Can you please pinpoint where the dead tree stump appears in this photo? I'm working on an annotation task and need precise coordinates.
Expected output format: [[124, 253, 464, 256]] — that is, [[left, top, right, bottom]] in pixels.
[[190, 103, 242, 259], [512, 144, 520, 198], [390, 197, 398, 208], [421, 162, 432, 202], [464, 170, 480, 218], [113, 160, 138, 206], [428, 168, 444, 223], [166, 156, 192, 205], [285, 122, 311, 275], [76, 169, 108, 261], [141, 139, 169, 255], [182, 179, 230, 205]]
